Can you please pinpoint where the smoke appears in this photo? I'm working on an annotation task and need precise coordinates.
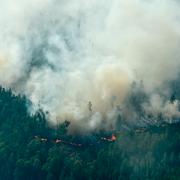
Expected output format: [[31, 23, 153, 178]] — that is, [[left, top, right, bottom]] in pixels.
[[0, 0, 180, 132]]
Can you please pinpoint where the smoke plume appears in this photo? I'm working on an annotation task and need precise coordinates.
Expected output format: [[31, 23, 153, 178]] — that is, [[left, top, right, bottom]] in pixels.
[[0, 0, 180, 132]]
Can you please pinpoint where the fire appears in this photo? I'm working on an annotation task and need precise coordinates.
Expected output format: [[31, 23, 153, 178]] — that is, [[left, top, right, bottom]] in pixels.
[[34, 133, 117, 147], [101, 134, 117, 142], [111, 134, 116, 141]]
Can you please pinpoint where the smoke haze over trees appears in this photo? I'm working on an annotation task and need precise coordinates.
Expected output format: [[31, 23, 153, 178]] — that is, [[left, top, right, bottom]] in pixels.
[[1, 0, 180, 131], [0, 87, 179, 180], [0, 0, 180, 179]]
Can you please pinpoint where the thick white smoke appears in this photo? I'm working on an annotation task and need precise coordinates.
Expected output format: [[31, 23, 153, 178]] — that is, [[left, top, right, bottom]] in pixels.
[[0, 0, 180, 132]]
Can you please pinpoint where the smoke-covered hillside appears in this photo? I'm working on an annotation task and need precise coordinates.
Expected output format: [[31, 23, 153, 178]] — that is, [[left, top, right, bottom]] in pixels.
[[0, 87, 179, 180], [0, 1, 180, 179], [1, 0, 180, 132]]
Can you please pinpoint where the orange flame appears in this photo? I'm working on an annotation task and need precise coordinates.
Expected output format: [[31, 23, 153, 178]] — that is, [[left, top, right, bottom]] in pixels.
[[111, 134, 116, 141]]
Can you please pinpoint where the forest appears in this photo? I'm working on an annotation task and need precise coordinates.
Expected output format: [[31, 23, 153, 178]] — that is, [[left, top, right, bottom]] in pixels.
[[1, 0, 180, 179], [0, 86, 179, 180]]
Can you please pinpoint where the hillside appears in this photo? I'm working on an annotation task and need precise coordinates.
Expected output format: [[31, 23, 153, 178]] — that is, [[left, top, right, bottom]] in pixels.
[[0, 87, 179, 180]]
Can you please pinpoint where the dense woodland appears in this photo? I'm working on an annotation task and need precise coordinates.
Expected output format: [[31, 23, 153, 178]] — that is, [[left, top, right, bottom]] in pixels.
[[0, 86, 179, 180]]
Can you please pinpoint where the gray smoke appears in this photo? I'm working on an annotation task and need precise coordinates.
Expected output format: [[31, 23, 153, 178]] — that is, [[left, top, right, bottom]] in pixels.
[[0, 0, 180, 132]]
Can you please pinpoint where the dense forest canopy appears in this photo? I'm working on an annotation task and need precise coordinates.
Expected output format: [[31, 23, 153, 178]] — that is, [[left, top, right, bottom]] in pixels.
[[0, 87, 179, 180]]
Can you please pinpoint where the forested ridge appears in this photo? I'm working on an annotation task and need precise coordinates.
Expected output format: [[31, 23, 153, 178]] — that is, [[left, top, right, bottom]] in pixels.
[[0, 87, 179, 180]]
